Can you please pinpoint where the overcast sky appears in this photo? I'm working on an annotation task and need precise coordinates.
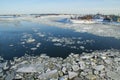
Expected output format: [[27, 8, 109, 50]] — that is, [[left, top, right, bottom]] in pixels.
[[0, 0, 120, 14]]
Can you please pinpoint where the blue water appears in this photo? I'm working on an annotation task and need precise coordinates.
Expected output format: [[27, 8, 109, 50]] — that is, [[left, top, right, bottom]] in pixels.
[[0, 21, 120, 60]]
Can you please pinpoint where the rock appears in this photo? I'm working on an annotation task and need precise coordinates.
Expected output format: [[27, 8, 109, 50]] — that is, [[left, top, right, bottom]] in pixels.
[[68, 71, 78, 79], [72, 65, 80, 72]]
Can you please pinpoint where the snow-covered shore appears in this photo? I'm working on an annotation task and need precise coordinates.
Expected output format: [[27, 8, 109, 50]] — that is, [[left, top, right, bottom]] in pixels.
[[70, 19, 96, 24], [0, 49, 120, 80]]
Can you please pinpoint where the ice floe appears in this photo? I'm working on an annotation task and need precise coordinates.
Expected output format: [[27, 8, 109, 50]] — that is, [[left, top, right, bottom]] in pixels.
[[26, 38, 35, 43], [31, 48, 37, 51], [36, 43, 41, 48]]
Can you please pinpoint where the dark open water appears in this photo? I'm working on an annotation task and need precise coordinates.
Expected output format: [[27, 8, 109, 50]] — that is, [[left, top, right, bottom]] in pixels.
[[0, 21, 120, 60]]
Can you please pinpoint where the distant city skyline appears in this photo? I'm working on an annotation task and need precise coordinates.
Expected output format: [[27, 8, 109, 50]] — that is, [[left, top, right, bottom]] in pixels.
[[0, 0, 120, 15]]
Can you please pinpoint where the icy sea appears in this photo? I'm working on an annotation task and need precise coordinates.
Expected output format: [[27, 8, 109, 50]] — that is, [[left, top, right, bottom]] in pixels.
[[0, 20, 120, 60]]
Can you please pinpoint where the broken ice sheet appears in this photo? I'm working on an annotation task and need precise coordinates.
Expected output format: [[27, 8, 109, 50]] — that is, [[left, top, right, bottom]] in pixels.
[[36, 43, 41, 47], [26, 38, 35, 43], [17, 63, 44, 73], [36, 32, 45, 37], [31, 47, 37, 51]]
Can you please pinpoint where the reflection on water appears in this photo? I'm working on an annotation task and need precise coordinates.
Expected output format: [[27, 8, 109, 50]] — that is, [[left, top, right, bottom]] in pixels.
[[0, 21, 120, 60]]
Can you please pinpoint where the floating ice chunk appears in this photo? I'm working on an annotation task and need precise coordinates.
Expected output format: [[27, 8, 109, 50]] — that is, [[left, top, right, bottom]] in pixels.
[[62, 67, 67, 74], [107, 71, 120, 80], [36, 43, 41, 47], [17, 66, 37, 73], [9, 44, 14, 47], [59, 77, 65, 80], [14, 74, 22, 80], [72, 65, 80, 71], [22, 33, 32, 38], [54, 43, 62, 46], [114, 57, 120, 62], [81, 55, 93, 59], [86, 74, 97, 80], [52, 38, 61, 42], [68, 71, 78, 79], [3, 62, 9, 70], [101, 56, 107, 60], [5, 72, 14, 80], [31, 47, 37, 51], [78, 61, 86, 69], [17, 63, 44, 73], [104, 59, 112, 64], [59, 75, 68, 80], [33, 29, 38, 32], [38, 69, 58, 79], [94, 65, 105, 71], [0, 68, 2, 73], [80, 46, 85, 50], [26, 38, 35, 43], [77, 41, 82, 44], [21, 42, 25, 44], [70, 46, 77, 49], [37, 32, 45, 37]]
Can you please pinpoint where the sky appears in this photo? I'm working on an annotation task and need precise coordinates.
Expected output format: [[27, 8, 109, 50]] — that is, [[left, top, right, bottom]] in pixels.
[[0, 0, 120, 14]]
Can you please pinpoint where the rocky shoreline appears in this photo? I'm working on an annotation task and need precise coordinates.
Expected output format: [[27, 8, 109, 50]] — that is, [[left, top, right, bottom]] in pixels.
[[0, 49, 120, 80]]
